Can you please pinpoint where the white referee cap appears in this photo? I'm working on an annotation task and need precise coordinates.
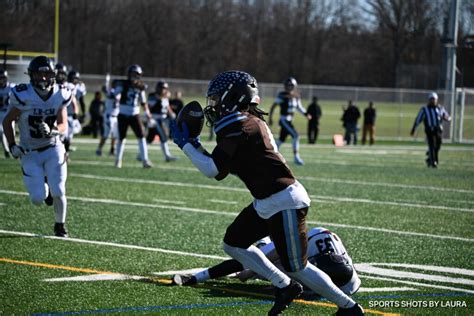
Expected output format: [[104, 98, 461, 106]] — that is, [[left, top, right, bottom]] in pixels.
[[428, 92, 438, 100]]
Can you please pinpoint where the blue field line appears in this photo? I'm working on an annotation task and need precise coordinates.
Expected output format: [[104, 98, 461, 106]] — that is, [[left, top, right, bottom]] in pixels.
[[354, 291, 473, 300], [32, 300, 273, 316]]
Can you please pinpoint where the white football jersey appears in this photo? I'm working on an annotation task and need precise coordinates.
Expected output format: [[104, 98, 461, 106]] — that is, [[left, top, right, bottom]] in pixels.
[[148, 94, 170, 120], [115, 82, 147, 116], [104, 88, 120, 117], [0, 82, 15, 114], [10, 83, 72, 150]]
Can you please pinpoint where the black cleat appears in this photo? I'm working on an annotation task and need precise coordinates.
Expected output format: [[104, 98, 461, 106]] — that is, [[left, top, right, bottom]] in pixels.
[[171, 274, 197, 286], [54, 223, 68, 238], [268, 280, 303, 316], [335, 303, 365, 316], [44, 190, 53, 206]]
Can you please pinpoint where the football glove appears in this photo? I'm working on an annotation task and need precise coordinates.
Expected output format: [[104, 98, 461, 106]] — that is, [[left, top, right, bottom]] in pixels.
[[171, 120, 190, 149], [39, 122, 60, 137], [9, 144, 25, 159]]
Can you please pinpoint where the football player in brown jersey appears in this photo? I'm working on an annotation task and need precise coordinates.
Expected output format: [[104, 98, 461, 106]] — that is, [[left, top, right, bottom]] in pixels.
[[171, 71, 363, 316]]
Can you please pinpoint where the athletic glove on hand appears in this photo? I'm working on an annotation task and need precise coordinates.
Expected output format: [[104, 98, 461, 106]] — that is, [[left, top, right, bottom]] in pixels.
[[170, 120, 193, 149], [9, 144, 25, 159], [39, 122, 60, 137]]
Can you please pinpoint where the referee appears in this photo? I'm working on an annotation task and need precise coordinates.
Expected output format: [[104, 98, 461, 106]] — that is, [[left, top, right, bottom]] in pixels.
[[410, 92, 451, 168]]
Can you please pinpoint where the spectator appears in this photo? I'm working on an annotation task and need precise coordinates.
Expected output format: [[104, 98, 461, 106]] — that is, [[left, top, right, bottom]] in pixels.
[[362, 101, 376, 145], [89, 91, 104, 138], [341, 100, 360, 145], [410, 92, 451, 168], [306, 96, 322, 144]]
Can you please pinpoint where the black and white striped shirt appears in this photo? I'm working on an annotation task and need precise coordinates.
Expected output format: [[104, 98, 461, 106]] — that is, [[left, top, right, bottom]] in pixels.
[[412, 105, 450, 133]]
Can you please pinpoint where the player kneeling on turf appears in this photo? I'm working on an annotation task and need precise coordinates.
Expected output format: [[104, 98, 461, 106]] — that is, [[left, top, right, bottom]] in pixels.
[[171, 71, 364, 316], [172, 227, 361, 297]]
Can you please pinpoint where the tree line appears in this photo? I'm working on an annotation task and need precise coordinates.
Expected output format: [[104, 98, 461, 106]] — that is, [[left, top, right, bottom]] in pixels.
[[2, 0, 473, 89]]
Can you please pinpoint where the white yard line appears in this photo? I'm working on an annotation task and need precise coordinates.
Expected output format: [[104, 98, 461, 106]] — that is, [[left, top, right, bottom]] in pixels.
[[153, 199, 187, 205], [300, 177, 474, 194], [359, 275, 474, 295], [70, 173, 474, 213], [0, 189, 472, 243], [0, 229, 228, 260], [209, 199, 238, 205], [357, 287, 418, 293], [310, 195, 474, 213]]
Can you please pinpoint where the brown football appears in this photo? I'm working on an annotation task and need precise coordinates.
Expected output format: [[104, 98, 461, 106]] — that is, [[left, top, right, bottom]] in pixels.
[[176, 101, 205, 138]]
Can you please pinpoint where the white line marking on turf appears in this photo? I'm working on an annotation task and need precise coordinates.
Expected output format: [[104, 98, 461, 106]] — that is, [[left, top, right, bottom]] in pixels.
[[1, 189, 472, 243], [153, 199, 186, 205], [0, 229, 229, 261], [300, 177, 474, 194], [70, 173, 247, 192], [209, 199, 238, 205], [312, 221, 473, 243], [357, 287, 418, 293], [355, 264, 474, 286], [44, 274, 147, 282], [310, 195, 474, 213], [359, 275, 474, 295], [370, 263, 474, 277], [70, 173, 474, 213], [153, 268, 207, 276]]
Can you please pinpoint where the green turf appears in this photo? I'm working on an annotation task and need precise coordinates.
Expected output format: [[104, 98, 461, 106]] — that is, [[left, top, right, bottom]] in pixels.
[[1, 136, 473, 315]]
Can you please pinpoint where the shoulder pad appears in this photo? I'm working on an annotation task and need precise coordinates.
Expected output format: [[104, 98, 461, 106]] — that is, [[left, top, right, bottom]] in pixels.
[[214, 112, 247, 137], [14, 83, 28, 93]]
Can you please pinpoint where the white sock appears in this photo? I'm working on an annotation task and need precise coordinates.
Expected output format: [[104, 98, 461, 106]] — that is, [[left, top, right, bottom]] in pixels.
[[288, 263, 355, 308], [53, 195, 67, 223], [160, 142, 171, 158], [223, 243, 290, 288], [138, 138, 149, 161], [194, 269, 211, 283], [116, 139, 126, 163]]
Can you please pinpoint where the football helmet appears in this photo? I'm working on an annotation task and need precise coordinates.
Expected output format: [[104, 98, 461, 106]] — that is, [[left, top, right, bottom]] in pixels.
[[127, 64, 143, 81], [284, 77, 297, 92], [0, 69, 7, 88], [55, 63, 68, 84], [28, 56, 55, 90], [156, 80, 169, 93], [313, 253, 353, 286], [67, 70, 80, 83], [204, 70, 260, 125]]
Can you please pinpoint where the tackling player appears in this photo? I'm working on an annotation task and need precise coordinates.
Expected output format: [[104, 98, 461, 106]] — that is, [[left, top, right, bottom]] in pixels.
[[171, 71, 364, 315], [114, 64, 152, 168], [173, 227, 361, 297], [146, 81, 177, 162], [269, 77, 311, 165], [0, 69, 15, 158], [2, 56, 71, 237]]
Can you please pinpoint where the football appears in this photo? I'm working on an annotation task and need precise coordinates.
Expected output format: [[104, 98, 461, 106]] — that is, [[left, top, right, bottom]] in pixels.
[[176, 101, 205, 138]]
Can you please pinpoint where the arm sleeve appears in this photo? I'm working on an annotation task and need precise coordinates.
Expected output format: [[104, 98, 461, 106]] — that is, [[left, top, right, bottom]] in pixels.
[[296, 98, 307, 115], [182, 143, 219, 178], [412, 107, 425, 132]]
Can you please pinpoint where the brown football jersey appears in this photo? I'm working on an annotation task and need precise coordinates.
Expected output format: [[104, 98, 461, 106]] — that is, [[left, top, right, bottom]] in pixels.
[[211, 112, 295, 199]]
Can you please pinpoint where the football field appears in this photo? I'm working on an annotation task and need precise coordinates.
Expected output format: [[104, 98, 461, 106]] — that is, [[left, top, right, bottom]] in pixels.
[[1, 139, 473, 315]]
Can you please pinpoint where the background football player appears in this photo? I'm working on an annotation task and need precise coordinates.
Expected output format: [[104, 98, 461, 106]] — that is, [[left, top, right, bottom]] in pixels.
[[114, 64, 152, 168], [269, 77, 311, 165], [171, 71, 363, 316], [173, 226, 361, 298], [96, 79, 119, 156], [146, 80, 177, 162], [61, 68, 81, 157], [0, 69, 15, 158], [2, 56, 71, 237]]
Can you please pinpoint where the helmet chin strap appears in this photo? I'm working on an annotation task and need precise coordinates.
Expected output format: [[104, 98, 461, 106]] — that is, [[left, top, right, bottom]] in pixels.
[[34, 85, 53, 97]]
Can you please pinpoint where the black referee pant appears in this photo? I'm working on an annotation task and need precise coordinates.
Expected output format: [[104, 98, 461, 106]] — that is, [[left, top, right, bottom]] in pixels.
[[426, 129, 442, 167]]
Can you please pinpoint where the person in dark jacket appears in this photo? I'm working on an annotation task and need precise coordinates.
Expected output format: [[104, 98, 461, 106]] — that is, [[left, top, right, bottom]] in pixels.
[[341, 100, 360, 145], [89, 91, 104, 138], [361, 101, 376, 145], [307, 96, 322, 144]]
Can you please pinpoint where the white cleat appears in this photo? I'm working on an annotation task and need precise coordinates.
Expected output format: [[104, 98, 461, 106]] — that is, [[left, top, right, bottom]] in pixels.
[[115, 160, 122, 168], [143, 160, 153, 168], [294, 156, 304, 165]]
